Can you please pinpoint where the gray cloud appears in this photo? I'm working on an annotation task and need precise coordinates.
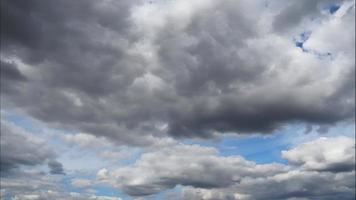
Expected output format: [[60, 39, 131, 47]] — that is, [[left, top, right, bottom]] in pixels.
[[271, 0, 343, 32], [99, 136, 355, 199], [1, 176, 120, 200], [1, 0, 354, 144], [0, 119, 66, 180], [178, 170, 355, 200], [1, 159, 116, 199], [47, 160, 65, 175], [0, 60, 27, 82]]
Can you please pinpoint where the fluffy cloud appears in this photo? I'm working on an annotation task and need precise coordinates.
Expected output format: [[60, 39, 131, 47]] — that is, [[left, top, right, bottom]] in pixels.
[[108, 144, 286, 196], [282, 136, 355, 172], [1, 0, 354, 145], [99, 136, 355, 199]]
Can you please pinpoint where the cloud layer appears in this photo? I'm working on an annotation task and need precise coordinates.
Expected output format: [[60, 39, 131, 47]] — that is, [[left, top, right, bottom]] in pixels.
[[98, 136, 355, 199], [1, 0, 355, 145], [1, 0, 355, 199]]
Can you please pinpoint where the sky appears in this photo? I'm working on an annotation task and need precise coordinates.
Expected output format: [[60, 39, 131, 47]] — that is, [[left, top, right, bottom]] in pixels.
[[0, 0, 355, 200]]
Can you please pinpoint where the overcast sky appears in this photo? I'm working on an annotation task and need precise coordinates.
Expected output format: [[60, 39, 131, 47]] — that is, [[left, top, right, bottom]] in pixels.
[[0, 0, 355, 199]]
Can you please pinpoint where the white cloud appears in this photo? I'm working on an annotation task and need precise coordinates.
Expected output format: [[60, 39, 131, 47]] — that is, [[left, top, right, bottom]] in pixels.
[[97, 136, 355, 199], [282, 136, 355, 172]]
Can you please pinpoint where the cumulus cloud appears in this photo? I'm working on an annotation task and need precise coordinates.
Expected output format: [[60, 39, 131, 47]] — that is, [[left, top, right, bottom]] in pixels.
[[1, 0, 354, 144], [98, 136, 355, 199], [109, 144, 286, 196], [282, 136, 355, 172]]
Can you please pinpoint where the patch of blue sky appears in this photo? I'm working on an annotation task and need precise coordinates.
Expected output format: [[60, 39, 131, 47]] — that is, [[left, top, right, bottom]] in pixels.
[[61, 176, 85, 194], [118, 149, 144, 166], [293, 31, 335, 60], [1, 110, 76, 138], [217, 134, 289, 164], [147, 185, 182, 200], [294, 31, 311, 50], [94, 186, 130, 199], [59, 147, 109, 172], [1, 111, 142, 173], [183, 122, 355, 165], [1, 111, 40, 133], [2, 192, 12, 200], [328, 3, 341, 14], [183, 131, 290, 164]]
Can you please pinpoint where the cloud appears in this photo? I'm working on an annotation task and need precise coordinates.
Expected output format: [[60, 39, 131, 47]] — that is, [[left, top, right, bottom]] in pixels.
[[0, 1, 354, 199], [0, 119, 61, 175], [1, 122, 354, 199], [282, 136, 355, 172], [99, 136, 355, 199], [47, 160, 65, 175], [271, 0, 341, 32], [1, 172, 59, 199], [10, 191, 122, 200], [110, 144, 286, 196], [177, 170, 355, 200], [1, 0, 354, 144], [1, 166, 118, 200], [63, 133, 112, 149]]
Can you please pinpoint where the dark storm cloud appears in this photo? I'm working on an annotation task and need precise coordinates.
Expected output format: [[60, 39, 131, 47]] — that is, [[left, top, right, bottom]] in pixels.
[[0, 60, 27, 94], [1, 0, 355, 143], [0, 60, 27, 82]]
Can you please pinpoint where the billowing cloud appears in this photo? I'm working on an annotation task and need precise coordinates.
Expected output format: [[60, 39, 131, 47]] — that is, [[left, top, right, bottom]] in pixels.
[[1, 1, 354, 199], [282, 136, 355, 172], [1, 0, 354, 144], [98, 136, 355, 199], [107, 144, 286, 196]]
